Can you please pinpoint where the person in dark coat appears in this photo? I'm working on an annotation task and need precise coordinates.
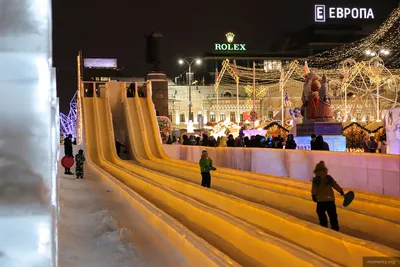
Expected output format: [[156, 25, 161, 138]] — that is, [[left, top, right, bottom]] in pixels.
[[234, 135, 244, 147], [207, 136, 217, 147], [64, 134, 73, 175], [265, 136, 273, 148], [310, 134, 318, 150], [368, 136, 378, 153], [312, 161, 344, 231], [167, 136, 173, 144], [316, 135, 330, 151], [127, 83, 135, 97], [182, 135, 191, 145], [243, 136, 250, 147], [201, 134, 208, 146], [285, 134, 297, 149], [115, 140, 126, 156], [227, 134, 235, 147]]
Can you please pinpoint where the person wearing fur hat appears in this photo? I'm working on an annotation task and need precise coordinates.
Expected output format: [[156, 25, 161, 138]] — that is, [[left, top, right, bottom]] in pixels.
[[311, 161, 344, 231]]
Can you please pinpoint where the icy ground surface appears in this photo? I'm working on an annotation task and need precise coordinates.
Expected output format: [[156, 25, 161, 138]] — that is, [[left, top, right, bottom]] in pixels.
[[58, 165, 190, 267]]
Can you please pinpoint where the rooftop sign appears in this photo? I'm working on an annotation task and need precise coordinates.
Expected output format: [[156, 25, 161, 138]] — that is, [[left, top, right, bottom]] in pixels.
[[315, 5, 374, 22], [214, 32, 246, 51], [84, 58, 117, 69]]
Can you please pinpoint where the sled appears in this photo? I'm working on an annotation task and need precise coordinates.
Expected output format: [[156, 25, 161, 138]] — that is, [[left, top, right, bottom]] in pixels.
[[343, 191, 355, 207], [204, 166, 217, 172], [61, 156, 74, 168]]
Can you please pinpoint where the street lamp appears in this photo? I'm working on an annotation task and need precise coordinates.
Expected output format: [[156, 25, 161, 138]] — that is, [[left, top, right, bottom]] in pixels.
[[365, 49, 390, 57], [178, 57, 202, 121]]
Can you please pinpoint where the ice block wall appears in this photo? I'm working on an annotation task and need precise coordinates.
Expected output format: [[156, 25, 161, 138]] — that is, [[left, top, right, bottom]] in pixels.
[[0, 0, 57, 266]]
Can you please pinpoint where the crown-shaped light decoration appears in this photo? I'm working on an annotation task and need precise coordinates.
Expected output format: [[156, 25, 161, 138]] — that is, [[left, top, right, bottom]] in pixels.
[[225, 32, 235, 43]]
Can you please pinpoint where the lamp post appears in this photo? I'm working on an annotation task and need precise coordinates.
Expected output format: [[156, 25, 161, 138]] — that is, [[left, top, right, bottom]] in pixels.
[[178, 58, 202, 121], [365, 49, 390, 121]]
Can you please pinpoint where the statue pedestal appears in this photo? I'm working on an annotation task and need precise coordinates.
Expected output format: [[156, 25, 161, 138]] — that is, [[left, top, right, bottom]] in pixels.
[[297, 121, 343, 136], [296, 121, 345, 151]]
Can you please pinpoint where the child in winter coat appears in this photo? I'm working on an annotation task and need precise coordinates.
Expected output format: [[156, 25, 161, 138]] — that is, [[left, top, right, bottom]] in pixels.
[[199, 150, 213, 188], [311, 161, 344, 231], [75, 150, 86, 179]]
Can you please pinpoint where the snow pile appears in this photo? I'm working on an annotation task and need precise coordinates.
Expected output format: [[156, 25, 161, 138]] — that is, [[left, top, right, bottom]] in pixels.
[[58, 175, 147, 267], [88, 210, 144, 267], [92, 210, 119, 236]]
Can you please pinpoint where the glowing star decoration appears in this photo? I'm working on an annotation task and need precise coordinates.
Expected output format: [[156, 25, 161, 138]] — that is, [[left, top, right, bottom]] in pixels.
[[226, 32, 235, 43]]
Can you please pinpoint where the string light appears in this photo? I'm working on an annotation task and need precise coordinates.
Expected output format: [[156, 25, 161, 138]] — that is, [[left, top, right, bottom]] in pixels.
[[60, 91, 77, 138], [306, 6, 400, 69], [217, 6, 400, 119]]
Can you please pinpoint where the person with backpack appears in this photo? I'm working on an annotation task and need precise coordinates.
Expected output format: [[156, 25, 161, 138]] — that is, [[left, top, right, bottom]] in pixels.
[[311, 161, 344, 231]]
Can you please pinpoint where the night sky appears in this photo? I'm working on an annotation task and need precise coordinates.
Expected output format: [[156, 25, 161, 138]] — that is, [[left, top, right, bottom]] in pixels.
[[52, 0, 398, 113]]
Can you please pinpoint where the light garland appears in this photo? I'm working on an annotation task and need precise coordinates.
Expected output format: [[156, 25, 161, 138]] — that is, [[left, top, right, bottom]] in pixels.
[[307, 6, 400, 69], [60, 91, 78, 138], [217, 8, 400, 121]]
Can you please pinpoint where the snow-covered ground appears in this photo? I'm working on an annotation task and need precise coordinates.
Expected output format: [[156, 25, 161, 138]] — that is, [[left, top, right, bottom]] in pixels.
[[58, 164, 190, 267]]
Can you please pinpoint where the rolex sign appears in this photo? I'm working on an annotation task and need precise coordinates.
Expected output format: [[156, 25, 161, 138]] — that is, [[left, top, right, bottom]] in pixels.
[[214, 32, 246, 51]]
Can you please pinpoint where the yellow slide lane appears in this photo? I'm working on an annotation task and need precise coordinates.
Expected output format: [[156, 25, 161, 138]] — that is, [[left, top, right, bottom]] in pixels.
[[82, 97, 241, 267], [143, 94, 400, 220], [97, 95, 341, 266], [129, 93, 400, 251], [118, 94, 400, 266], [141, 84, 400, 212]]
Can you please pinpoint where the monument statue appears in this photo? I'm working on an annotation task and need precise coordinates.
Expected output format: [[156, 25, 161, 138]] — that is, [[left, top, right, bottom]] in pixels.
[[301, 72, 320, 120], [315, 74, 334, 121]]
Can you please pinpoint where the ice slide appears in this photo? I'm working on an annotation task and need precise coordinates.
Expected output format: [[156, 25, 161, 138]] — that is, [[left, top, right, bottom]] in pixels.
[[82, 97, 240, 267], [117, 90, 399, 266], [126, 85, 400, 252], [93, 92, 341, 266]]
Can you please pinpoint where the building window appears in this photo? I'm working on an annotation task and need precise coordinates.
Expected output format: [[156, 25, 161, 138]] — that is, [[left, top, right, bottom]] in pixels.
[[230, 112, 235, 122], [210, 112, 216, 122], [168, 113, 172, 121], [220, 113, 226, 122], [180, 113, 185, 122], [240, 114, 244, 122], [268, 111, 274, 119]]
